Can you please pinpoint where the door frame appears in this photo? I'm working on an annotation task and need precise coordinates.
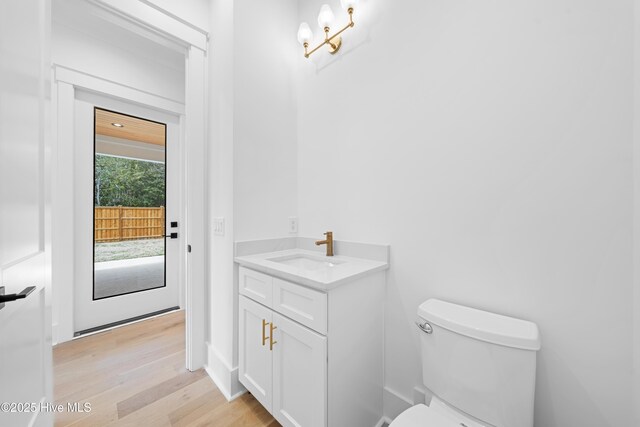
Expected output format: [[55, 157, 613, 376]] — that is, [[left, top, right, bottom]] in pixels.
[[51, 1, 208, 370]]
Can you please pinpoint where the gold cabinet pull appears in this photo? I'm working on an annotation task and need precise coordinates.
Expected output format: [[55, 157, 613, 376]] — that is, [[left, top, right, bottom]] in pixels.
[[262, 319, 269, 346], [269, 323, 277, 351]]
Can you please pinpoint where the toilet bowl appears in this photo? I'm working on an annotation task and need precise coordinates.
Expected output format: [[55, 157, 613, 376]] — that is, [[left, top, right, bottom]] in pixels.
[[390, 404, 454, 427], [390, 396, 485, 427]]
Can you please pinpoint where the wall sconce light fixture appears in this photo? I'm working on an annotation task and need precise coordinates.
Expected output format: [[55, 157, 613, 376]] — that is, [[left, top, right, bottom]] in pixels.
[[297, 0, 358, 58]]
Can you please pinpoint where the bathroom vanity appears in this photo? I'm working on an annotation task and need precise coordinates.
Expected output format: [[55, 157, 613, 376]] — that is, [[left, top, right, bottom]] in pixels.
[[235, 241, 388, 427]]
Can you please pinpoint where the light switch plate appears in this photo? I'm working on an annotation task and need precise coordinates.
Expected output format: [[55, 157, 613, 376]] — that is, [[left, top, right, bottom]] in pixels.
[[213, 217, 225, 236], [288, 217, 298, 234]]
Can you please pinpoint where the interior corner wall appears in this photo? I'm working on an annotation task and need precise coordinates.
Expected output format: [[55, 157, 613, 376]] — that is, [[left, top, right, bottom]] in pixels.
[[295, 0, 633, 426], [206, 0, 299, 395], [207, 0, 236, 392]]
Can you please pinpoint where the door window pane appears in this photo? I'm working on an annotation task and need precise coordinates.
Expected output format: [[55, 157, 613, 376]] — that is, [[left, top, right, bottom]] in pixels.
[[93, 108, 167, 300]]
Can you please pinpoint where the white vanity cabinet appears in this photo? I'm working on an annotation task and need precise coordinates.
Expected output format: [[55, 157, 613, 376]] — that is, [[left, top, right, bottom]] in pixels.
[[238, 265, 386, 427], [239, 294, 327, 427]]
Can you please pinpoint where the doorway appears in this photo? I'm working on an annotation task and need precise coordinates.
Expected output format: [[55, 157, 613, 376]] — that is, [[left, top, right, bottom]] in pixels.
[[74, 94, 184, 335], [51, 0, 208, 370]]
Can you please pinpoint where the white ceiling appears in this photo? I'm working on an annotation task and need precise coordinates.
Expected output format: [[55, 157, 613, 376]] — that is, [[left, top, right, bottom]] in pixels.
[[96, 135, 165, 163]]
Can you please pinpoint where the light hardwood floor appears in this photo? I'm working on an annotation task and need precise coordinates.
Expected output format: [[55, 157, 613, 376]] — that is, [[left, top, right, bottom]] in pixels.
[[53, 310, 279, 427]]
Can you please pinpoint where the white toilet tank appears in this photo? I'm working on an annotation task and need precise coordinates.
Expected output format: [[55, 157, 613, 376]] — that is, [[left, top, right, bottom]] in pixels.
[[417, 299, 541, 427]]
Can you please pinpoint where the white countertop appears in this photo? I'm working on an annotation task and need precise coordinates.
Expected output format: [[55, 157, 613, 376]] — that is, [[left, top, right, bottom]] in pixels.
[[235, 249, 389, 291]]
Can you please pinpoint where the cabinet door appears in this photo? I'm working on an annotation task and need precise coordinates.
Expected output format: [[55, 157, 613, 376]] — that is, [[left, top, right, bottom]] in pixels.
[[272, 312, 327, 427], [239, 295, 273, 412]]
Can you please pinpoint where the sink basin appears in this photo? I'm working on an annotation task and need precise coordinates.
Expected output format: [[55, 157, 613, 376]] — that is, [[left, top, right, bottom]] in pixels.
[[267, 254, 344, 271]]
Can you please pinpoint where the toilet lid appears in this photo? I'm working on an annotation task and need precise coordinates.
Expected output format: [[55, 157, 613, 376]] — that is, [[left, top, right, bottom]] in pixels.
[[389, 404, 459, 427]]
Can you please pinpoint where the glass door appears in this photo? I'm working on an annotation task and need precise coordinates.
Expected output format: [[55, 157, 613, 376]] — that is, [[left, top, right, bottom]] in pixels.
[[73, 98, 181, 335]]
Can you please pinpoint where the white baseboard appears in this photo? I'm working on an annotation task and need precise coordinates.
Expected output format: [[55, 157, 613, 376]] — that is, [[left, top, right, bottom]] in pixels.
[[374, 415, 392, 427], [383, 386, 414, 422], [383, 385, 433, 424], [205, 342, 246, 401], [52, 320, 76, 345], [412, 386, 427, 405]]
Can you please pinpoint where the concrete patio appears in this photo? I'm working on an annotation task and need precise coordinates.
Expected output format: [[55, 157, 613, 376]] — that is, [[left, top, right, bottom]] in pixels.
[[94, 255, 164, 299]]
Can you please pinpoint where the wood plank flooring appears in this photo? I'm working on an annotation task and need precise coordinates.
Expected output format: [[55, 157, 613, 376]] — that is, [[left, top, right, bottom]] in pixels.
[[53, 310, 279, 427]]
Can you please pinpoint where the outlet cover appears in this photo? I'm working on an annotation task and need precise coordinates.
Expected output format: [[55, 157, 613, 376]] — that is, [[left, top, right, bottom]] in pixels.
[[213, 217, 225, 236], [288, 217, 298, 234]]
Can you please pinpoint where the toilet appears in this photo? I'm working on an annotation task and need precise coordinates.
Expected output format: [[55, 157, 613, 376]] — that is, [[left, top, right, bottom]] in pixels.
[[391, 299, 541, 427]]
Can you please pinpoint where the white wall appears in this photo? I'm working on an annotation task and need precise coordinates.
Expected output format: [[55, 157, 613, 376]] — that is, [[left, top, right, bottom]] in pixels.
[[295, 0, 633, 426], [233, 0, 299, 241], [52, 0, 185, 103], [206, 0, 299, 396]]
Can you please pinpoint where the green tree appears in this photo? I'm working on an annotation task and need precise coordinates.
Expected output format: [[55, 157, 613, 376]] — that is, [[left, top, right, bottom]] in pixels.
[[94, 155, 165, 207]]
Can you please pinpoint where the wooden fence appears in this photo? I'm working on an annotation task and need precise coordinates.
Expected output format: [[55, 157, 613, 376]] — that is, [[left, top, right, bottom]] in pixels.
[[95, 206, 165, 243]]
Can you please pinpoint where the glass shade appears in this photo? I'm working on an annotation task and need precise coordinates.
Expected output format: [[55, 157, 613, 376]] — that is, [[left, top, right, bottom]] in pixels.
[[317, 4, 335, 29], [340, 0, 359, 10], [297, 22, 313, 45]]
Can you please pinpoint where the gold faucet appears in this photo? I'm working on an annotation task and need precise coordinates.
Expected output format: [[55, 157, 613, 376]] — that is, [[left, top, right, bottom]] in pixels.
[[315, 231, 334, 257]]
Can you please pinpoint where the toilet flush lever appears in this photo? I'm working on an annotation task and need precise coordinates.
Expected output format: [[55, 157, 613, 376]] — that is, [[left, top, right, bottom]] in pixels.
[[415, 320, 433, 334]]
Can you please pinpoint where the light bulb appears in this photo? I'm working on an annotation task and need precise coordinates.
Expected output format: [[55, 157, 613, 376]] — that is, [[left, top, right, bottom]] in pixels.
[[317, 4, 335, 29], [340, 0, 359, 11], [297, 22, 313, 45]]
